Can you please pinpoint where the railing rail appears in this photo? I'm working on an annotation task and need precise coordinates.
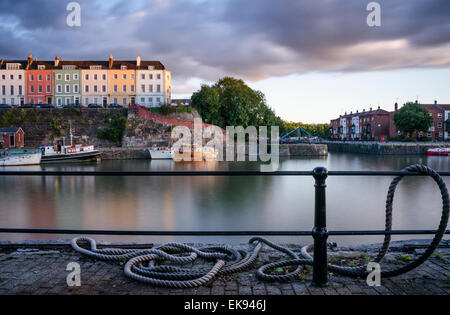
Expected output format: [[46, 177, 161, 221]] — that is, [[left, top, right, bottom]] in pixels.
[[1, 167, 449, 287]]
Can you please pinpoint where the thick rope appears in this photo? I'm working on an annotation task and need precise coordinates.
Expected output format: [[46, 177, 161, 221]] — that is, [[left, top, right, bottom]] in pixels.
[[71, 164, 449, 286]]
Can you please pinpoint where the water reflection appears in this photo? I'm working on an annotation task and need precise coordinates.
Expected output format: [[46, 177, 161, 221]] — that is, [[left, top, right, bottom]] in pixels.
[[0, 153, 448, 245]]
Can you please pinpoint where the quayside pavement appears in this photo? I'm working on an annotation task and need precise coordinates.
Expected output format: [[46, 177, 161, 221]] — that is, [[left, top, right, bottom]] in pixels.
[[0, 240, 449, 295]]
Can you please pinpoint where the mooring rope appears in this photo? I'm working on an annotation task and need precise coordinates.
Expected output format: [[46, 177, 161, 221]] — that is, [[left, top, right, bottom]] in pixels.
[[71, 164, 449, 287]]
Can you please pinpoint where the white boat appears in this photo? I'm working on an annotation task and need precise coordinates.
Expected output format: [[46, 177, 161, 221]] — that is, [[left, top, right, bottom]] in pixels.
[[0, 151, 42, 166], [203, 146, 219, 161], [149, 146, 174, 160]]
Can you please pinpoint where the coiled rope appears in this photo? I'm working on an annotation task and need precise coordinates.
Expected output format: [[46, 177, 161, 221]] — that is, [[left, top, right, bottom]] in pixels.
[[72, 164, 449, 286]]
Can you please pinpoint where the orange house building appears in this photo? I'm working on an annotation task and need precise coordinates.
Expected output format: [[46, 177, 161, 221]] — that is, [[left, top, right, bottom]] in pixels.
[[25, 57, 54, 105]]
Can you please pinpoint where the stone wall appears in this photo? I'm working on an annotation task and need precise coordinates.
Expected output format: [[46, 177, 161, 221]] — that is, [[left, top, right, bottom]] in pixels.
[[324, 141, 446, 155]]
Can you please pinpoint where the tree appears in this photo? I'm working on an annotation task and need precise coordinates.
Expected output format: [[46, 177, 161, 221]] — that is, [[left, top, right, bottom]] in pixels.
[[393, 102, 433, 137], [191, 77, 284, 131]]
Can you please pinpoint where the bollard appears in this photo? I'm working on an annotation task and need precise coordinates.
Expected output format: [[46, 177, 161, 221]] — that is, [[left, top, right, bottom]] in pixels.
[[311, 167, 329, 287]]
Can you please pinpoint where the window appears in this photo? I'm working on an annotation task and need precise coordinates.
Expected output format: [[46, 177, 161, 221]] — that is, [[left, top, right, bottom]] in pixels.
[[46, 85, 50, 93], [102, 74, 106, 80], [65, 98, 70, 105], [6, 63, 20, 70], [141, 98, 145, 103], [130, 85, 134, 92], [65, 74, 70, 81], [439, 132, 443, 137], [157, 74, 161, 80], [57, 74, 62, 80], [10, 74, 13, 80], [148, 66, 154, 70], [123, 85, 127, 92], [121, 65, 127, 70], [428, 132, 432, 137], [114, 74, 118, 79], [30, 86, 34, 93], [438, 122, 443, 128], [114, 85, 118, 92], [85, 74, 89, 80], [149, 74, 153, 80], [123, 74, 127, 79], [57, 98, 62, 106], [438, 113, 443, 118], [157, 84, 161, 93], [102, 85, 106, 92], [123, 98, 127, 105], [63, 65, 75, 70], [156, 97, 161, 104], [1, 85, 5, 95], [74, 85, 79, 93], [38, 65, 45, 70], [73, 74, 78, 80], [149, 85, 153, 92], [65, 85, 70, 93], [46, 74, 51, 81], [149, 97, 153, 103], [18, 75, 22, 80], [94, 74, 98, 80], [10, 86, 13, 95], [38, 99, 43, 104], [94, 98, 98, 104], [85, 85, 90, 93], [38, 85, 43, 93], [90, 65, 101, 70], [114, 98, 118, 104], [30, 74, 34, 81], [141, 74, 145, 80], [85, 98, 89, 105], [1, 74, 5, 80], [57, 85, 62, 93], [141, 85, 145, 93], [30, 98, 34, 104], [19, 86, 22, 95], [94, 85, 98, 93], [131, 74, 135, 79], [38, 75, 42, 81]]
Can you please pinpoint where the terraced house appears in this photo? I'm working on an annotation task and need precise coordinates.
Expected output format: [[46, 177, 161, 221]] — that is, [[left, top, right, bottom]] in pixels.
[[25, 56, 54, 105], [0, 60, 26, 106], [0, 55, 172, 107], [80, 61, 109, 107], [53, 57, 82, 106]]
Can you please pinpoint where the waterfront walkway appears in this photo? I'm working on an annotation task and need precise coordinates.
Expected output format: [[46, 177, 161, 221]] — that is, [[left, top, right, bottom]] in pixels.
[[0, 240, 449, 295]]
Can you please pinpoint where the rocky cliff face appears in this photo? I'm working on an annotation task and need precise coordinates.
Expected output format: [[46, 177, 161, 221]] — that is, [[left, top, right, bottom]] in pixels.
[[0, 108, 128, 148]]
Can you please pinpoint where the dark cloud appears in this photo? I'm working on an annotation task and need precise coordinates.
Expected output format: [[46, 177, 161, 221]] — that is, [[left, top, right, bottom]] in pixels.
[[0, 0, 449, 93]]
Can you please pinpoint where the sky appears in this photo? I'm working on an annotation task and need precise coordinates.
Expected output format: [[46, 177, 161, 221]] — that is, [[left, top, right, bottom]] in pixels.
[[0, 0, 449, 123]]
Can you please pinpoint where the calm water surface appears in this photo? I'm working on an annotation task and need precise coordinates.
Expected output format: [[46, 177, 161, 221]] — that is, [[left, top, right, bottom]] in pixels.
[[0, 153, 449, 245]]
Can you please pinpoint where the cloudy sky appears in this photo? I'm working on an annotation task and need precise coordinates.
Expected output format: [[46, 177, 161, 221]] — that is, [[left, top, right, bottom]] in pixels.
[[1, 0, 449, 123]]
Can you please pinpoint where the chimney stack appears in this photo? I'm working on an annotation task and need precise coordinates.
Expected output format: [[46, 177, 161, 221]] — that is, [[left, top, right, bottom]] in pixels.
[[136, 55, 141, 67], [109, 54, 114, 69], [370, 107, 372, 111], [26, 54, 33, 69], [54, 56, 60, 67], [378, 106, 380, 110], [395, 102, 398, 112]]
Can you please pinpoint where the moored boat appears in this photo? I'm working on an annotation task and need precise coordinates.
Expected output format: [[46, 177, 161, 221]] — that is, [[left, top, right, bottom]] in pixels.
[[148, 146, 174, 160], [0, 151, 42, 166], [427, 148, 450, 156]]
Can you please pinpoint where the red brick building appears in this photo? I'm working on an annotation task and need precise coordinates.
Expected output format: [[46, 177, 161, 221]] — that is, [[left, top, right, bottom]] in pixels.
[[389, 101, 450, 141], [0, 127, 24, 148], [330, 107, 391, 141]]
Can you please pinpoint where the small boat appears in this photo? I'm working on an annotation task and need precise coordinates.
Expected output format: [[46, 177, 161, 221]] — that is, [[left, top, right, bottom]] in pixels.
[[40, 120, 101, 163], [148, 146, 174, 160], [0, 151, 42, 166], [427, 148, 450, 156], [203, 146, 219, 161], [173, 144, 219, 162]]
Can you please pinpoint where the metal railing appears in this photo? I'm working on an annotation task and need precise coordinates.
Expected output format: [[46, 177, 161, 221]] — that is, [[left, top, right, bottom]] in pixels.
[[0, 168, 449, 287]]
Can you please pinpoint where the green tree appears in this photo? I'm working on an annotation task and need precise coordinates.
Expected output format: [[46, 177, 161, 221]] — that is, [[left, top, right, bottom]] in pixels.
[[393, 102, 433, 137], [191, 77, 284, 131]]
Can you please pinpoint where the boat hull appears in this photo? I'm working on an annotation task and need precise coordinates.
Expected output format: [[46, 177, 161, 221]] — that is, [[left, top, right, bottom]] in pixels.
[[0, 152, 42, 166], [427, 148, 450, 156], [41, 151, 102, 163], [149, 149, 173, 160]]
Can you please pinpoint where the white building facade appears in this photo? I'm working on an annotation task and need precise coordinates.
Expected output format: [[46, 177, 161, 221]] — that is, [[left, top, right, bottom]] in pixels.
[[136, 57, 171, 107], [0, 62, 26, 106]]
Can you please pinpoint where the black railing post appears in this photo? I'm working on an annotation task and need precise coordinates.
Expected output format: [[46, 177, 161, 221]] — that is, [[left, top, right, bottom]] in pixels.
[[311, 167, 329, 287]]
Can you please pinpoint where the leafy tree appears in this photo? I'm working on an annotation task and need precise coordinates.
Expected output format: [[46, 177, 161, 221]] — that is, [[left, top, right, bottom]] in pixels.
[[191, 77, 284, 131], [393, 102, 433, 136], [98, 112, 127, 143]]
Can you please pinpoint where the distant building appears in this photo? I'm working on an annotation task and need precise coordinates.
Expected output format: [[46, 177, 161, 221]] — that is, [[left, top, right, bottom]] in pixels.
[[171, 99, 191, 106], [0, 127, 24, 148], [53, 57, 82, 106], [25, 56, 54, 105]]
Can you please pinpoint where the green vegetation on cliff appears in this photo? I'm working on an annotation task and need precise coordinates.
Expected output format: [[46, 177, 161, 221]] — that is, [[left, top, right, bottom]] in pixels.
[[98, 112, 127, 143]]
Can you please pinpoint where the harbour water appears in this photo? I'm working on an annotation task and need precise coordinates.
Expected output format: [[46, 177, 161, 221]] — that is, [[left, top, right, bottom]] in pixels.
[[0, 153, 448, 245]]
